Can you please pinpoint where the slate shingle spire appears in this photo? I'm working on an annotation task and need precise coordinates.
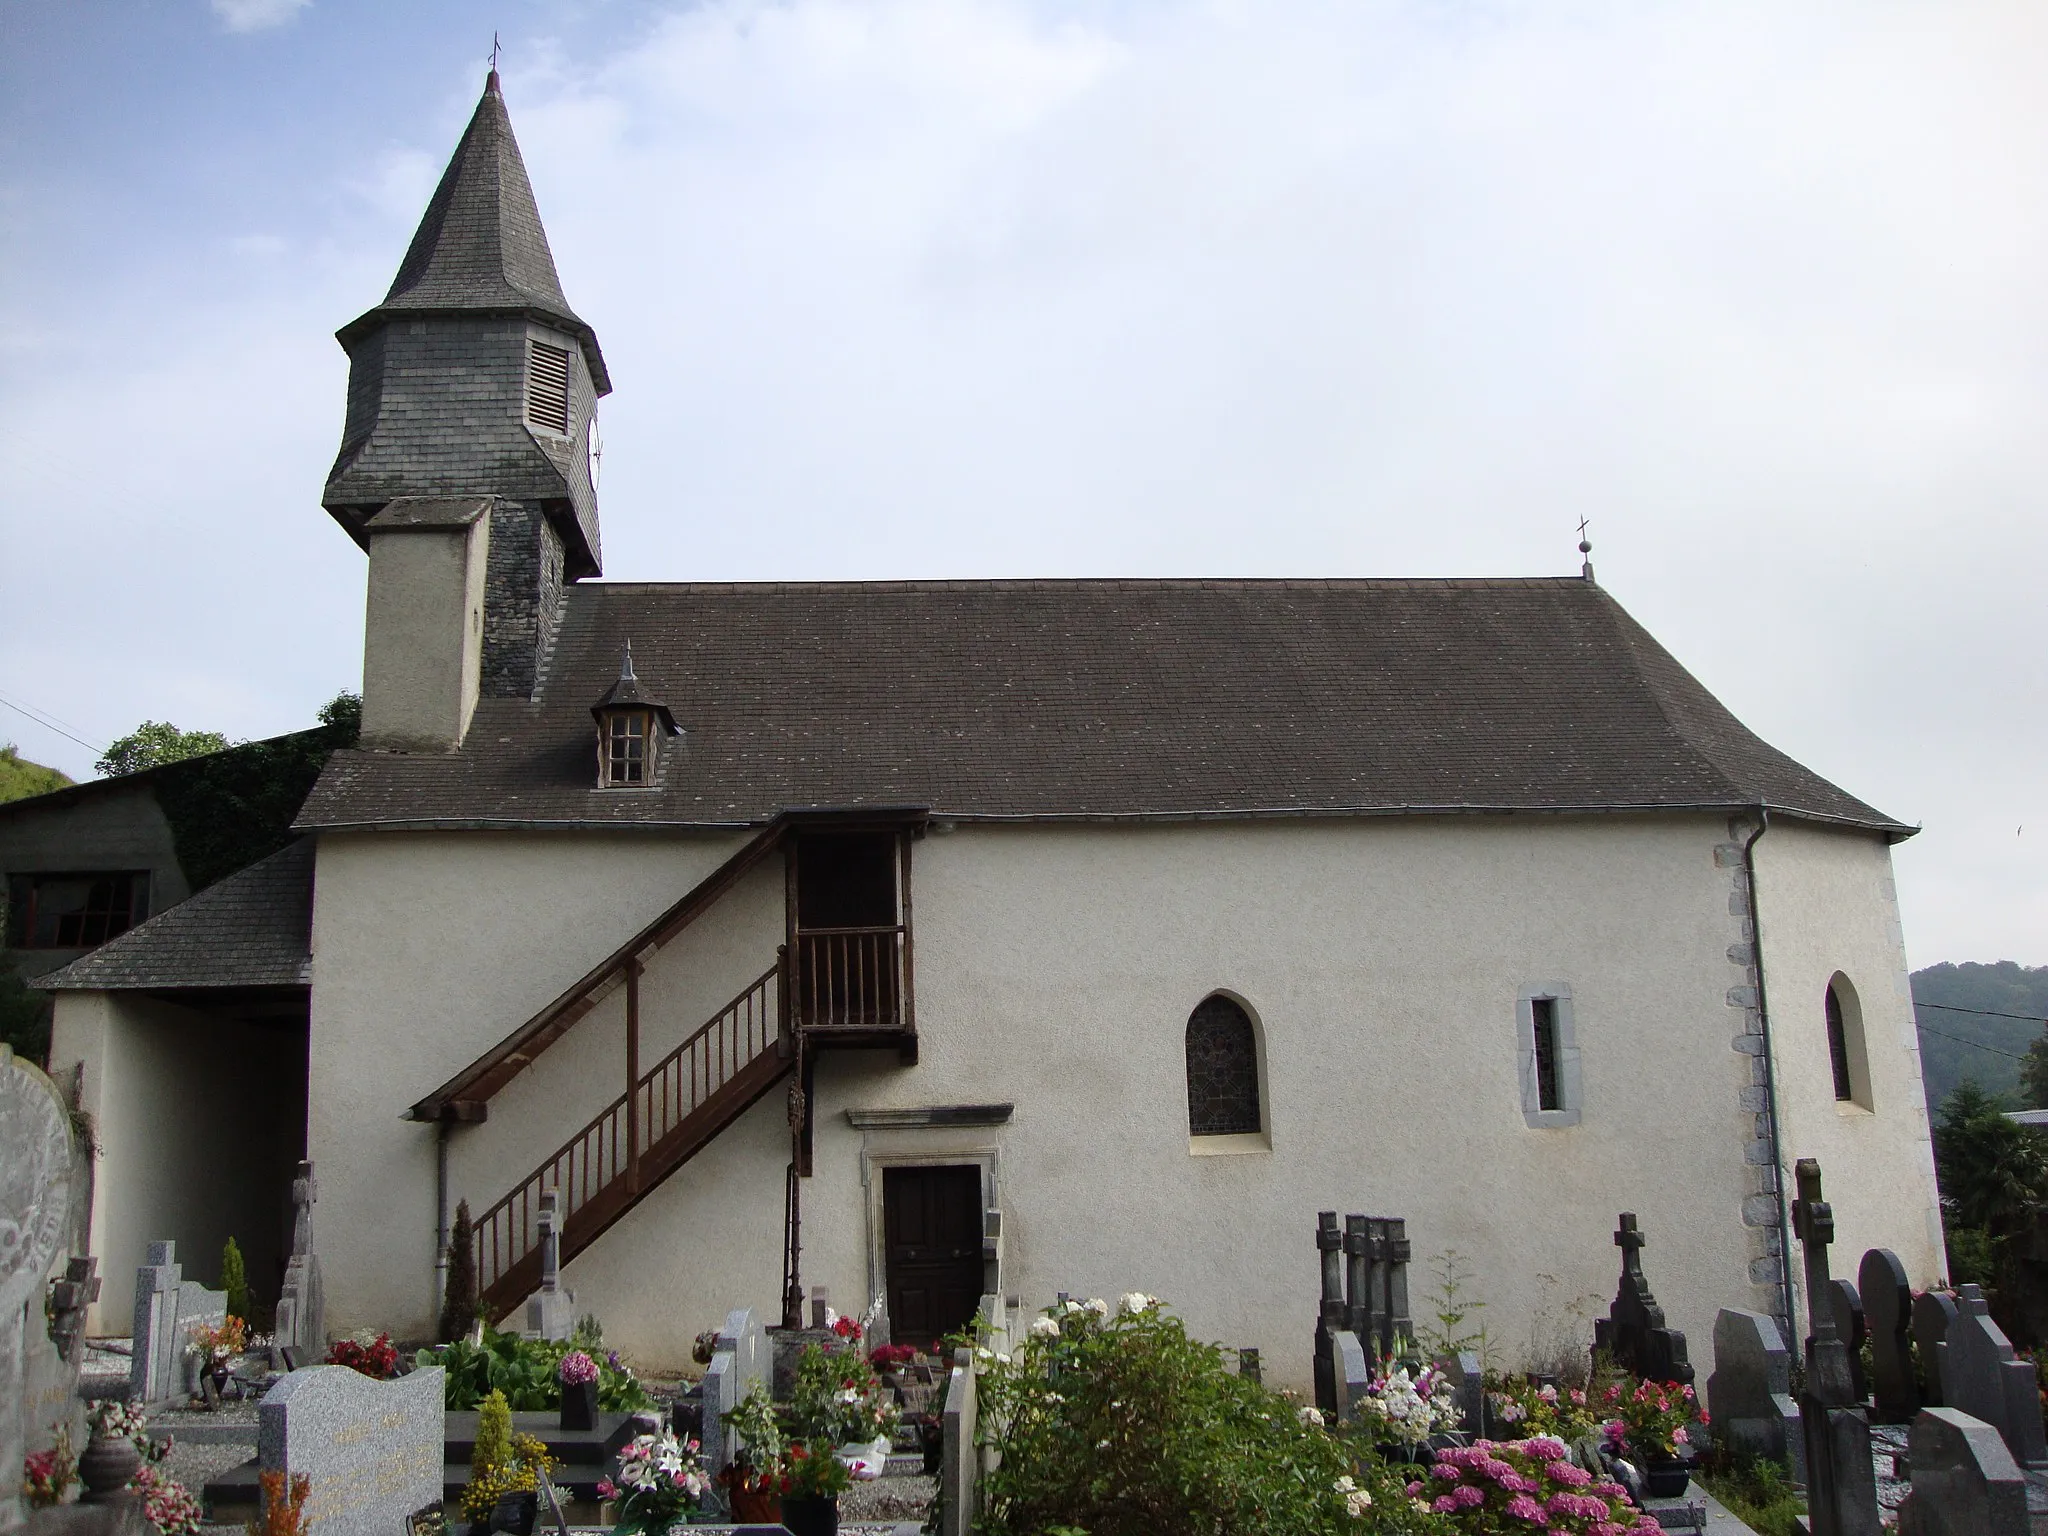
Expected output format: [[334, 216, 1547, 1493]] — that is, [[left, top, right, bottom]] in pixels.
[[323, 69, 608, 584]]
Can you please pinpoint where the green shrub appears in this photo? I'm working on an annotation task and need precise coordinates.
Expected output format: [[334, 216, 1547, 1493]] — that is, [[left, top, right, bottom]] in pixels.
[[472, 1390, 513, 1482], [1699, 1460, 1804, 1536], [420, 1327, 651, 1413], [439, 1202, 478, 1345], [972, 1296, 1447, 1536], [220, 1238, 251, 1326]]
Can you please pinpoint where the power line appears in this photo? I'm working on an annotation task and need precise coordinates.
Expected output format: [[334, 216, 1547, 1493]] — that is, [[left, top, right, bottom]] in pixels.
[[0, 692, 104, 756], [1917, 1002, 2048, 1024], [1917, 1023, 2032, 1060]]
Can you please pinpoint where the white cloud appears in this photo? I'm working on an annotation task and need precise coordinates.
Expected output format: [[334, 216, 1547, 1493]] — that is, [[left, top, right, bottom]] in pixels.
[[209, 0, 311, 35]]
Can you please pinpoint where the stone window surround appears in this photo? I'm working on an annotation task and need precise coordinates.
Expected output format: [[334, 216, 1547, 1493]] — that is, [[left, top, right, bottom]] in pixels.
[[1516, 983, 1583, 1128], [1185, 989, 1273, 1156], [1825, 971, 1877, 1115]]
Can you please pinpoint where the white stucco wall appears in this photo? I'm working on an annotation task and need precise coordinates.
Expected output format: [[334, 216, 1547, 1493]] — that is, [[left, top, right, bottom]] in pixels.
[[307, 814, 1943, 1385], [52, 991, 306, 1332], [360, 516, 488, 752], [1752, 820, 1947, 1310]]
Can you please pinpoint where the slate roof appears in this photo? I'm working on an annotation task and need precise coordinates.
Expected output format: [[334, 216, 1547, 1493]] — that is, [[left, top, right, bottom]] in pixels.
[[38, 840, 314, 992], [335, 72, 609, 393], [294, 577, 1909, 836]]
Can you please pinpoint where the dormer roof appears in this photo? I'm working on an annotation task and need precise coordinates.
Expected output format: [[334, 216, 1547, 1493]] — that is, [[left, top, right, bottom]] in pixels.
[[336, 71, 610, 394], [590, 643, 679, 735]]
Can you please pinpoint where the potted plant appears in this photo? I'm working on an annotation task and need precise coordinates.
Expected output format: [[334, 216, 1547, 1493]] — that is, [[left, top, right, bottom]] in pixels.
[[601, 1425, 709, 1535], [461, 1392, 556, 1536], [1598, 1376, 1706, 1497], [790, 1342, 899, 1473], [558, 1350, 600, 1432], [718, 1385, 788, 1524], [778, 1441, 850, 1536], [77, 1400, 148, 1503]]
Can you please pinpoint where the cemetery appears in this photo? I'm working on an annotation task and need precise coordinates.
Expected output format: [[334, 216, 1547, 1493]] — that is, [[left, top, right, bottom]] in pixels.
[[3, 1014, 2046, 1536]]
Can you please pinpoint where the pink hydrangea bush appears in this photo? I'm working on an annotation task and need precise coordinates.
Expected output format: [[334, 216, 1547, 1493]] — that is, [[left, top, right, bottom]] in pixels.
[[1416, 1439, 1656, 1534]]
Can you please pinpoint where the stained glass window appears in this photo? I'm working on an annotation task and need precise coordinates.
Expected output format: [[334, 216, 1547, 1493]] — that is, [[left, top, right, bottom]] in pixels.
[[1186, 995, 1261, 1136]]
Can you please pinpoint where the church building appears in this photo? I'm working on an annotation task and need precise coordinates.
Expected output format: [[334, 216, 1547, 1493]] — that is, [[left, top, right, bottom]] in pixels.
[[45, 72, 1945, 1379]]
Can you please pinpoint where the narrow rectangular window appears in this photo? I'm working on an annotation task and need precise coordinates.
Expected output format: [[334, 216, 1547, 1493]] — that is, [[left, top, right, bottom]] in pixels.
[[1532, 996, 1562, 1112], [1826, 986, 1855, 1102], [527, 340, 571, 435]]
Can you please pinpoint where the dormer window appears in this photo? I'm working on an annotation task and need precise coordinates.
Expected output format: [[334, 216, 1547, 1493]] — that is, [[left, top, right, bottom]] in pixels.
[[591, 641, 677, 790]]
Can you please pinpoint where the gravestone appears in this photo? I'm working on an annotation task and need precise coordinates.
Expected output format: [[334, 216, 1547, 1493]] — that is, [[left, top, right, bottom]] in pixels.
[[1438, 1350, 1483, 1438], [1342, 1216, 1375, 1354], [1829, 1279, 1868, 1403], [524, 1190, 574, 1342], [1894, 1407, 2028, 1536], [1332, 1331, 1371, 1425], [1913, 1290, 1958, 1409], [257, 1364, 444, 1536], [1313, 1212, 1343, 1416], [1592, 1213, 1693, 1386], [273, 1161, 325, 1364], [174, 1280, 228, 1397], [1379, 1218, 1414, 1360], [130, 1243, 182, 1405], [1942, 1285, 2048, 1471], [939, 1346, 978, 1536], [700, 1308, 767, 1487], [0, 1046, 77, 1534], [1859, 1249, 1918, 1424], [1706, 1308, 1804, 1483], [1790, 1158, 1880, 1536]]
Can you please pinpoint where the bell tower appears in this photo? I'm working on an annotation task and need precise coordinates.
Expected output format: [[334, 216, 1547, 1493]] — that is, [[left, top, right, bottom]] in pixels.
[[325, 70, 609, 737]]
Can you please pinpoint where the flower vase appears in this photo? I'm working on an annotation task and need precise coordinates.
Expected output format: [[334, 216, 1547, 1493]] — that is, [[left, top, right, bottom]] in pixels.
[[1643, 1457, 1692, 1498], [486, 1489, 538, 1536], [780, 1493, 839, 1536], [560, 1378, 598, 1432], [77, 1426, 142, 1504]]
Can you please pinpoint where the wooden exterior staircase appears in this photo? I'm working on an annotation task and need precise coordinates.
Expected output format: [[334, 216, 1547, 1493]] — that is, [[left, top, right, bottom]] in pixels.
[[406, 808, 925, 1325]]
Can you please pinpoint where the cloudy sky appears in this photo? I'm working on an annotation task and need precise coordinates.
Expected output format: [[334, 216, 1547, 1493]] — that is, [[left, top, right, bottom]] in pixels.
[[1, 0, 2042, 967]]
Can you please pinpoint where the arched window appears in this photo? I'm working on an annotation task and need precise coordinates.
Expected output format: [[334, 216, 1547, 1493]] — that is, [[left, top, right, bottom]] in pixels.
[[1186, 995, 1262, 1137], [1824, 975, 1872, 1110]]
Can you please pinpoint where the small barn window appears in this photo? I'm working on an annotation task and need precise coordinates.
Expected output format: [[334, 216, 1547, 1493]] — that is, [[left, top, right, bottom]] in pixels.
[[1186, 996, 1262, 1137], [527, 339, 572, 435], [1825, 976, 1872, 1110], [1517, 986, 1582, 1128], [5, 872, 149, 949]]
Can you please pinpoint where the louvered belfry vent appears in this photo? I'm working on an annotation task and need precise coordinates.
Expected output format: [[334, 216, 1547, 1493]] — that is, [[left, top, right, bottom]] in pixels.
[[527, 340, 572, 435]]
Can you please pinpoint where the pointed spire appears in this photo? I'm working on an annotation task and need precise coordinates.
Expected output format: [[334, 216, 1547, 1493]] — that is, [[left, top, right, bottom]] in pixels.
[[618, 641, 636, 683], [591, 640, 677, 733], [338, 72, 609, 393]]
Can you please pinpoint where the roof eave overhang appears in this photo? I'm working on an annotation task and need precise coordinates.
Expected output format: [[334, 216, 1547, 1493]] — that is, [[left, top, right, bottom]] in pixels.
[[335, 301, 612, 395]]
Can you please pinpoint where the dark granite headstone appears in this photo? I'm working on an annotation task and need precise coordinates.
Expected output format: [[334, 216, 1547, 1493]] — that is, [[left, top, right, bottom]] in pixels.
[[1894, 1406, 2028, 1536], [1790, 1159, 1880, 1536], [1914, 1289, 1958, 1409], [1860, 1249, 1918, 1424], [1706, 1308, 1804, 1483], [1943, 1285, 2048, 1472], [1313, 1211, 1343, 1416], [1830, 1279, 1868, 1403], [1592, 1213, 1693, 1385]]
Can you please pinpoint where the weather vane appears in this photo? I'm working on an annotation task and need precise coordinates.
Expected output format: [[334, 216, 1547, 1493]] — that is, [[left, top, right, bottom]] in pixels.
[[490, 32, 502, 72], [1577, 517, 1595, 581]]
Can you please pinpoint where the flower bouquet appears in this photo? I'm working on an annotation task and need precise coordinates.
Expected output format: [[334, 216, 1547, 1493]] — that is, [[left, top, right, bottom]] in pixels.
[[24, 1428, 78, 1508], [1420, 1438, 1659, 1533], [1352, 1362, 1462, 1455], [791, 1342, 900, 1459], [462, 1432, 557, 1530], [1598, 1376, 1704, 1464], [326, 1331, 400, 1380], [600, 1427, 709, 1536], [134, 1463, 205, 1536], [558, 1350, 600, 1432], [778, 1442, 851, 1536], [1486, 1376, 1603, 1442]]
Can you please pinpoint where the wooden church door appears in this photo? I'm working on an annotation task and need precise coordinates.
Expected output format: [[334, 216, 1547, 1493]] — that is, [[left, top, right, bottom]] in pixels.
[[882, 1165, 983, 1347]]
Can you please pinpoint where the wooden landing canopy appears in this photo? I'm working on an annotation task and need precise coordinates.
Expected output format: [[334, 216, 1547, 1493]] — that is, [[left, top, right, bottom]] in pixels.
[[405, 805, 926, 1123]]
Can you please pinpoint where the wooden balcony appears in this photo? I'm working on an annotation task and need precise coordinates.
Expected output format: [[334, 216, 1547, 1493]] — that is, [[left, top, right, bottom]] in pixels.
[[794, 924, 914, 1055]]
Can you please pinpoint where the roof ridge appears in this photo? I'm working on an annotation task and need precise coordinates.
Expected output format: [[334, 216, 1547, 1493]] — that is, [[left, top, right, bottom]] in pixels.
[[576, 575, 1597, 596]]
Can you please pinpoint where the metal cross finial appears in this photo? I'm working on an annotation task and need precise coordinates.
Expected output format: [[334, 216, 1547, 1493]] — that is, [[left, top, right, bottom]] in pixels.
[[491, 32, 502, 71], [1577, 516, 1596, 580]]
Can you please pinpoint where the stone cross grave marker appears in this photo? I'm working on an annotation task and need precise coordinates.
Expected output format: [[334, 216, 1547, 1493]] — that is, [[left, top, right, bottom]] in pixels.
[[1377, 1217, 1414, 1362], [1943, 1284, 2048, 1472], [274, 1160, 325, 1365], [1313, 1211, 1343, 1416], [0, 1045, 76, 1534], [1706, 1308, 1804, 1485], [1791, 1158, 1880, 1536], [1592, 1212, 1693, 1386], [1342, 1216, 1374, 1357], [258, 1363, 444, 1536], [131, 1242, 182, 1405], [1913, 1289, 1958, 1409], [525, 1189, 574, 1341], [1829, 1278, 1868, 1403], [1894, 1406, 2029, 1536], [1859, 1248, 1918, 1424]]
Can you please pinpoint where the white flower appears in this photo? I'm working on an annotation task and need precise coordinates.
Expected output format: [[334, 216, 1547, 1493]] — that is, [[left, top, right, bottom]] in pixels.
[[1118, 1292, 1152, 1315], [1332, 1476, 1356, 1493], [1084, 1298, 1109, 1317], [1298, 1406, 1326, 1428], [1345, 1490, 1372, 1517], [996, 1352, 1010, 1365], [1029, 1315, 1062, 1339]]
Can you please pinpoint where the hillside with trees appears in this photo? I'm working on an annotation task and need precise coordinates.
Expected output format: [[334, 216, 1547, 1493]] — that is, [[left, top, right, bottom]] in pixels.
[[0, 746, 71, 804], [1913, 961, 2048, 1111]]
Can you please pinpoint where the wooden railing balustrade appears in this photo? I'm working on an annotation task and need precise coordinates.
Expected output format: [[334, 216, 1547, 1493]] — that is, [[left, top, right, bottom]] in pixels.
[[794, 925, 905, 1031]]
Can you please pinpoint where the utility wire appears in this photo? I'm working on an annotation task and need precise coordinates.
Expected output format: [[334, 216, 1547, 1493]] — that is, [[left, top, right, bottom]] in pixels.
[[1916, 1023, 2032, 1060], [0, 692, 105, 756], [1917, 1002, 2048, 1024]]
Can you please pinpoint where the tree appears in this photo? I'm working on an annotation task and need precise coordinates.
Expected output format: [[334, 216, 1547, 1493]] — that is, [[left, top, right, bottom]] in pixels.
[[96, 721, 231, 777], [221, 1236, 251, 1325], [317, 691, 362, 740], [0, 963, 51, 1067], [0, 745, 71, 805], [440, 1199, 479, 1343], [2023, 1031, 2048, 1112], [1933, 1081, 2048, 1300]]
